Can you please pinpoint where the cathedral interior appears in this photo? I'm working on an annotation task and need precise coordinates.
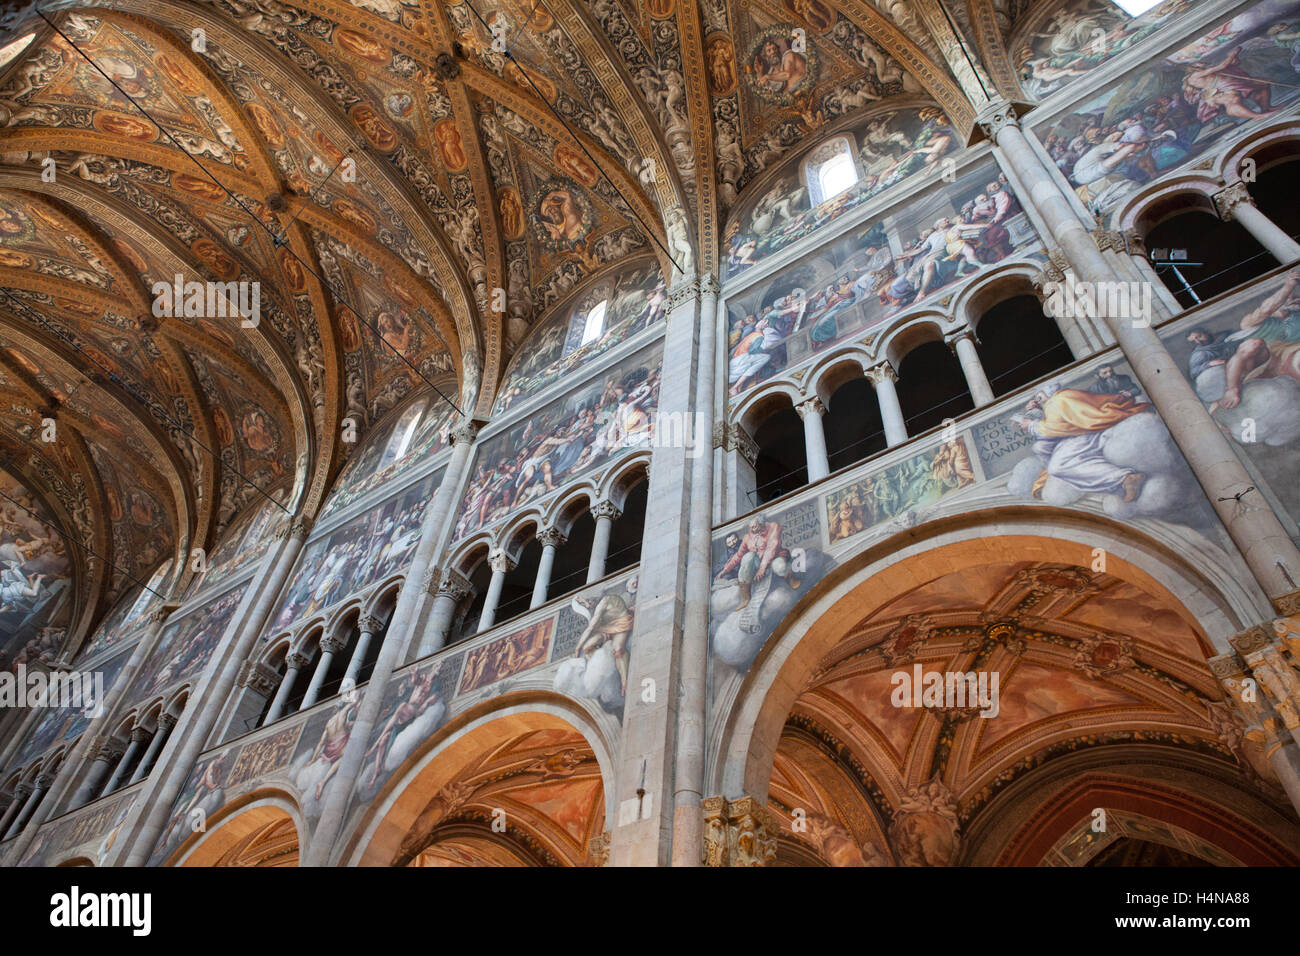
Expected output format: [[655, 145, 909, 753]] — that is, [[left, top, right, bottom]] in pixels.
[[0, 0, 1299, 868]]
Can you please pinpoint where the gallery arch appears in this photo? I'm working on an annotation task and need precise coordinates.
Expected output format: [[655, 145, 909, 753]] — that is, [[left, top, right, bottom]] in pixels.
[[347, 704, 614, 867], [713, 525, 1300, 866], [175, 800, 302, 867]]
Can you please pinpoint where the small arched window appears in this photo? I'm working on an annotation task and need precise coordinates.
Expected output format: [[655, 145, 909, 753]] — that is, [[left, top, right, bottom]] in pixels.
[[580, 299, 608, 347], [1114, 0, 1161, 15], [380, 400, 425, 468], [805, 137, 859, 206], [0, 33, 35, 70]]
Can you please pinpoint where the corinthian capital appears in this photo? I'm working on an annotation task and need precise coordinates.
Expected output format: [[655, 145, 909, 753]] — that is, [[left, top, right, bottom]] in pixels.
[[1213, 181, 1254, 220]]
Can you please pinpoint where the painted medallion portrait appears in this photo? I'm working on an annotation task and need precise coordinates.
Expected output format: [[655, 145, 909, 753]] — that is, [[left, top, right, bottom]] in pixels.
[[745, 26, 817, 104], [530, 178, 595, 252]]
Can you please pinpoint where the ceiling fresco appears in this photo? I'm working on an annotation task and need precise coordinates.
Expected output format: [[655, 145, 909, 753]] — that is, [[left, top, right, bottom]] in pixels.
[[0, 0, 1126, 657]]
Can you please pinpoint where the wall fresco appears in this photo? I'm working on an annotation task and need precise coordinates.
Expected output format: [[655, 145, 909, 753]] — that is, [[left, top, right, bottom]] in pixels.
[[1040, 0, 1300, 217], [724, 107, 958, 278], [493, 261, 667, 414], [725, 160, 1038, 397], [455, 345, 662, 540], [273, 469, 442, 631], [126, 582, 249, 704], [0, 468, 73, 674]]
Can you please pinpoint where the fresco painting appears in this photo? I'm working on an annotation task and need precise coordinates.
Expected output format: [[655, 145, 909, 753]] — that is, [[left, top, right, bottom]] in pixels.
[[493, 262, 668, 414], [459, 619, 553, 695], [1041, 0, 1300, 217], [18, 791, 134, 867], [8, 644, 132, 769], [726, 161, 1037, 396], [552, 575, 639, 714], [1161, 267, 1300, 535], [725, 107, 958, 277], [0, 469, 73, 673], [189, 498, 282, 598], [274, 470, 442, 630], [456, 346, 662, 539], [129, 583, 248, 702], [319, 397, 455, 521], [1014, 0, 1193, 98]]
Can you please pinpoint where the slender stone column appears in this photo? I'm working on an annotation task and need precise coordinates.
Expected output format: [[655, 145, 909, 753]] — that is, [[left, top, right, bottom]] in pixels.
[[797, 397, 830, 482], [531, 527, 567, 609], [72, 737, 123, 807], [0, 784, 30, 839], [303, 421, 481, 866], [342, 614, 383, 686], [587, 501, 622, 583], [102, 727, 149, 796], [1215, 182, 1300, 265], [6, 773, 52, 839], [421, 570, 474, 654], [946, 329, 995, 406], [118, 518, 313, 866], [867, 363, 907, 446], [263, 651, 310, 725], [476, 550, 515, 632], [982, 102, 1300, 603], [129, 713, 176, 784], [672, 273, 720, 866], [301, 634, 348, 709]]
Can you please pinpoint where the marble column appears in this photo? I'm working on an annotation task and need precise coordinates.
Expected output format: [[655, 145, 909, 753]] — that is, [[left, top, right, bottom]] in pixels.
[[119, 518, 313, 866], [301, 634, 349, 709], [304, 421, 481, 865], [982, 102, 1300, 604], [4, 774, 50, 839], [1214, 182, 1300, 266], [672, 274, 720, 866], [0, 784, 30, 839], [477, 550, 516, 632], [102, 727, 149, 796], [263, 651, 310, 725], [129, 713, 176, 784], [587, 501, 622, 584], [867, 363, 907, 446], [946, 329, 995, 407], [422, 570, 474, 654], [342, 614, 383, 687], [797, 397, 830, 482], [531, 527, 567, 609], [70, 738, 123, 808]]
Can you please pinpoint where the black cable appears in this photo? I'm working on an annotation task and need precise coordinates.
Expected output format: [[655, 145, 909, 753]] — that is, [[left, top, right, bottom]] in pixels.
[[934, 0, 992, 101], [459, 0, 686, 276], [36, 7, 465, 419]]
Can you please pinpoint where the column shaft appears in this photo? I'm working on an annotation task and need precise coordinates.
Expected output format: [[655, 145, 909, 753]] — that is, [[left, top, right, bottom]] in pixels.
[[101, 738, 142, 796], [300, 650, 336, 709], [263, 663, 302, 725], [952, 334, 995, 406], [531, 543, 558, 609], [478, 567, 507, 632], [799, 399, 830, 482], [588, 514, 615, 583], [1226, 196, 1300, 265]]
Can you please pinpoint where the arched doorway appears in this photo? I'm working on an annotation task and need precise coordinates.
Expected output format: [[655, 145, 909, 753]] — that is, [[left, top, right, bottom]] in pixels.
[[177, 801, 301, 867], [349, 705, 613, 867], [716, 529, 1300, 866]]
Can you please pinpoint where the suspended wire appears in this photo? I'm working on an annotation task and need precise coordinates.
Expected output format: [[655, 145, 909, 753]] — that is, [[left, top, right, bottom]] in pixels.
[[36, 8, 465, 421], [0, 284, 291, 517], [458, 0, 686, 276]]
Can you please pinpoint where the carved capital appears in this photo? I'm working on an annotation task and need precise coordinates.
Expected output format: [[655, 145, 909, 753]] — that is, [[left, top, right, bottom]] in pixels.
[[34, 772, 55, 790], [702, 795, 778, 866], [452, 422, 480, 446], [236, 659, 281, 698], [733, 426, 758, 468], [291, 517, 315, 538], [93, 738, 125, 763], [1092, 227, 1126, 254], [942, 327, 974, 352], [130, 726, 152, 745], [587, 831, 611, 867], [667, 277, 700, 312], [1230, 625, 1272, 657], [12, 783, 32, 801], [488, 549, 517, 575], [1122, 229, 1146, 257], [975, 101, 1020, 141], [1213, 181, 1254, 220], [795, 396, 826, 420], [698, 273, 722, 297], [1272, 589, 1300, 617], [319, 633, 349, 655], [286, 650, 313, 670], [1206, 651, 1247, 681], [358, 614, 385, 634], [591, 501, 622, 523], [157, 712, 178, 731], [865, 363, 897, 387], [537, 526, 568, 548], [436, 568, 474, 603]]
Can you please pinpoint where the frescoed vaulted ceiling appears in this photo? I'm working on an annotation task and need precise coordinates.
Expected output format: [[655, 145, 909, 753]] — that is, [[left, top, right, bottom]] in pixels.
[[0, 0, 1123, 652]]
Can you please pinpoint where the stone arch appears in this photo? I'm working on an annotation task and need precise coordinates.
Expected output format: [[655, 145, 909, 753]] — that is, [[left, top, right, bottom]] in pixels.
[[171, 792, 304, 867], [1114, 174, 1223, 236], [732, 381, 802, 436], [803, 350, 872, 405], [951, 258, 1052, 335], [543, 484, 600, 535], [343, 694, 616, 867], [712, 507, 1269, 803], [598, 451, 652, 510], [1217, 115, 1300, 186], [878, 311, 949, 369]]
